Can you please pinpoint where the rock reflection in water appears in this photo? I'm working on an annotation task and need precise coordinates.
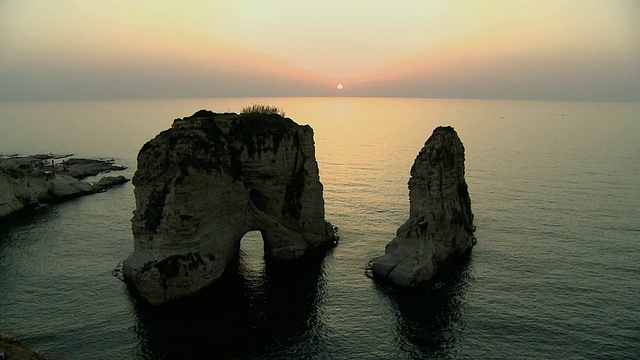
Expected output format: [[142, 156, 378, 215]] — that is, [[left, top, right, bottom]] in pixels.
[[130, 252, 329, 359], [379, 254, 473, 359]]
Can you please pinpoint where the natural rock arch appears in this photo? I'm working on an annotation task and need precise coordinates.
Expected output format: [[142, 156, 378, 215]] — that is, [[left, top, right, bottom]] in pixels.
[[238, 230, 266, 260], [124, 110, 337, 305]]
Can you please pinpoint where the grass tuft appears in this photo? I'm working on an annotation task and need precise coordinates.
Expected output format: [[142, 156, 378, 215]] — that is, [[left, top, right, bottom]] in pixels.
[[241, 103, 286, 117]]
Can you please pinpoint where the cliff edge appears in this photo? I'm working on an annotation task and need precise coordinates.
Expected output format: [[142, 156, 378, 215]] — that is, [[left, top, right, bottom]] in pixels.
[[123, 110, 337, 305], [371, 126, 475, 287]]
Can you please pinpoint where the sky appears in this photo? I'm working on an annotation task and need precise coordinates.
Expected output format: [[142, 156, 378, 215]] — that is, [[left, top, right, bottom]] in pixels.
[[1, 0, 639, 101]]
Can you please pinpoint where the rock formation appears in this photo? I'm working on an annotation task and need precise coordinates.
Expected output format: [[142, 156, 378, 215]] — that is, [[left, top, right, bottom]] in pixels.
[[123, 110, 337, 305], [0, 156, 128, 218], [371, 126, 475, 287], [0, 334, 47, 360]]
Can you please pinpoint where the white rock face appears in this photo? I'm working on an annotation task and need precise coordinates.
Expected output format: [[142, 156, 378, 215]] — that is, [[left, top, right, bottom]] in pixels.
[[123, 110, 337, 305], [372, 126, 475, 287]]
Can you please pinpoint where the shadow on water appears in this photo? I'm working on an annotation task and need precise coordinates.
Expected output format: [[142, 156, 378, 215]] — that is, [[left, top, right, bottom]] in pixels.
[[375, 254, 474, 359], [129, 253, 329, 360], [0, 203, 55, 227], [0, 205, 57, 248]]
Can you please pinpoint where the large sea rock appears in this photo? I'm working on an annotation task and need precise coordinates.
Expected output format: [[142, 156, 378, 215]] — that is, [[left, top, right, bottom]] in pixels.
[[371, 126, 475, 287], [123, 110, 337, 305]]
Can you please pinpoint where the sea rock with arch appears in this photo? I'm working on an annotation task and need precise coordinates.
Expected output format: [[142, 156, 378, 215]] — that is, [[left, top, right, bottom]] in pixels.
[[123, 110, 337, 305]]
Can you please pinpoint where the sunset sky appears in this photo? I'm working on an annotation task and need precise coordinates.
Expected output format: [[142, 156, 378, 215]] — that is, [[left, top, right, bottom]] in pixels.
[[1, 1, 639, 101]]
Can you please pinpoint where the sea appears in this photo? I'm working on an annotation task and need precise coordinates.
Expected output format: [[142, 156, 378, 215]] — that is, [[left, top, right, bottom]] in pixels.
[[0, 97, 638, 359]]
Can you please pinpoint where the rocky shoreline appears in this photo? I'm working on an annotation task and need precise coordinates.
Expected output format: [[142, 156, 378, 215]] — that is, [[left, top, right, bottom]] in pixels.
[[0, 153, 129, 218]]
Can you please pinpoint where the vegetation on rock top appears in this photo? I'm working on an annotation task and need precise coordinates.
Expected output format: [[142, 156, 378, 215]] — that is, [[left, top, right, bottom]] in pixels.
[[241, 103, 286, 117]]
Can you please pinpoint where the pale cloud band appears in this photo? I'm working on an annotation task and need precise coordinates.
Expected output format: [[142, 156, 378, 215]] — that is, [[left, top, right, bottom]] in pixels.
[[1, 0, 638, 101]]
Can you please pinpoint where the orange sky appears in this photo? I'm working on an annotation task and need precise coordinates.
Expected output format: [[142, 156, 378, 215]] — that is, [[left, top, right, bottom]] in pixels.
[[1, 1, 639, 101]]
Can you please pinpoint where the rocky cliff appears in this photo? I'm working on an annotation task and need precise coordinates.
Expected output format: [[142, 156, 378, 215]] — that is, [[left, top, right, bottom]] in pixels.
[[123, 110, 337, 305], [371, 126, 475, 287], [0, 156, 128, 218]]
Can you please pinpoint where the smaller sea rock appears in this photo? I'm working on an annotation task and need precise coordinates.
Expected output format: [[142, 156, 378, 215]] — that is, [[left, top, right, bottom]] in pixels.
[[371, 126, 475, 287], [92, 175, 128, 191]]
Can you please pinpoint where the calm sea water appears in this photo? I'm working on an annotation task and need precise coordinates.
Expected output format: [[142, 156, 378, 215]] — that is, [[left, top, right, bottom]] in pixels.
[[0, 98, 639, 359]]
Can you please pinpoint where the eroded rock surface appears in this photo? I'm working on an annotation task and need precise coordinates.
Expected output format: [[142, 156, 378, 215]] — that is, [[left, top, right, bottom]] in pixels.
[[371, 126, 475, 287], [123, 110, 337, 305], [0, 156, 128, 218]]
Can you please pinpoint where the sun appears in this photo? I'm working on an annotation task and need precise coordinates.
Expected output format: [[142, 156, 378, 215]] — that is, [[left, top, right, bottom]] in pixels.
[[336, 83, 344, 90]]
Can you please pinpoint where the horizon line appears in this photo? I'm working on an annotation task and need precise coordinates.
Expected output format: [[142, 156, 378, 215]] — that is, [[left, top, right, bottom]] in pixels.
[[2, 94, 638, 104]]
